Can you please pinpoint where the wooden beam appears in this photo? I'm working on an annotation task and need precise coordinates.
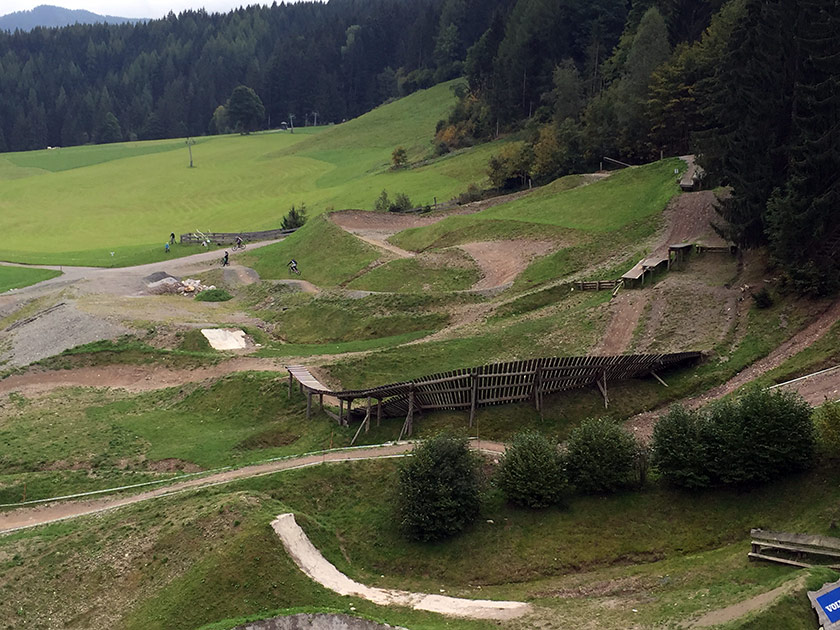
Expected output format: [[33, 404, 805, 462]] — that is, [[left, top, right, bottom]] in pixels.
[[596, 372, 609, 408], [338, 399, 344, 425], [365, 397, 371, 433], [319, 393, 324, 411], [288, 373, 293, 398], [376, 398, 382, 426], [650, 370, 669, 388]]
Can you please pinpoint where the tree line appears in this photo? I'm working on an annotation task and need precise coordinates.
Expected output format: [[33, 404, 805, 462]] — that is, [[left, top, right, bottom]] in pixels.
[[0, 0, 504, 151]]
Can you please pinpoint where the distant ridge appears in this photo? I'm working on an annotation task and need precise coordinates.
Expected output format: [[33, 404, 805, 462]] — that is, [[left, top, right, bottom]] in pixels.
[[0, 4, 144, 31]]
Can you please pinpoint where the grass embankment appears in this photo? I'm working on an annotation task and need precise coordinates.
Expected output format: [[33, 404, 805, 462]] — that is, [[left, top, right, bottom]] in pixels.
[[390, 160, 683, 290], [0, 373, 359, 503], [251, 290, 448, 345], [0, 81, 496, 267], [3, 456, 837, 629], [0, 266, 61, 292]]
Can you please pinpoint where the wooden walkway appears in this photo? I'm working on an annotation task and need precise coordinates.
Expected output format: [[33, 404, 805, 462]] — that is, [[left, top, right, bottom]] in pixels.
[[287, 352, 702, 442]]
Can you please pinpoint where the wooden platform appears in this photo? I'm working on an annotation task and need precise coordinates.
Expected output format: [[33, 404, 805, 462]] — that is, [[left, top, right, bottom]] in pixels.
[[749, 529, 840, 570]]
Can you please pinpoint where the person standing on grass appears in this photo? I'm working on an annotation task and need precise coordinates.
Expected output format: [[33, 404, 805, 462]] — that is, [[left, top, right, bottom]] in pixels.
[[222, 251, 229, 266], [169, 232, 175, 245]]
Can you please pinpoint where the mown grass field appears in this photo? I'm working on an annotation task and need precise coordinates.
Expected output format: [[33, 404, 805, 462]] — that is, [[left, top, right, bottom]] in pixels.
[[0, 265, 61, 293], [0, 81, 499, 267]]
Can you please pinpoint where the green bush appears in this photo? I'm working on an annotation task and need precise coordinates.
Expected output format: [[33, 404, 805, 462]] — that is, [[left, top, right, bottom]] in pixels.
[[497, 431, 565, 508], [396, 433, 482, 542], [651, 406, 711, 488], [281, 203, 307, 230], [565, 418, 638, 493], [652, 388, 816, 488], [752, 286, 774, 309], [195, 288, 233, 302], [815, 401, 840, 458]]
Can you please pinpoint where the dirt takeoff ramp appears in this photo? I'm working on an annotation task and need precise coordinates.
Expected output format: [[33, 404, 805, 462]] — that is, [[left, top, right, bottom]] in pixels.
[[271, 513, 531, 620]]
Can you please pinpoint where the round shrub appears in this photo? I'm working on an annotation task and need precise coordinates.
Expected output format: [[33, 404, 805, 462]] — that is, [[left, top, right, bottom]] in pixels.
[[651, 405, 711, 488], [565, 418, 638, 493], [497, 431, 565, 508], [815, 401, 840, 458], [195, 288, 233, 302], [397, 433, 482, 542]]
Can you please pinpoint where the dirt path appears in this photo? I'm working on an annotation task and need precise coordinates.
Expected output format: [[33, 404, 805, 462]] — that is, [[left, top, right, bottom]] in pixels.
[[458, 241, 555, 291], [0, 357, 290, 396], [0, 440, 505, 534], [687, 575, 806, 628], [272, 512, 531, 621], [628, 297, 840, 439], [595, 292, 649, 355]]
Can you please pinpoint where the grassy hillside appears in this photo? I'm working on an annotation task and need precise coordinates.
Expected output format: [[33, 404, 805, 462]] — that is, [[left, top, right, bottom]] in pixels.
[[0, 82, 496, 267]]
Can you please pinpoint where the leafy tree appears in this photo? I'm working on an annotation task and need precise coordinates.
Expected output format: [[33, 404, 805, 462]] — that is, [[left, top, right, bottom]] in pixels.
[[651, 405, 711, 488], [487, 141, 533, 190], [227, 85, 265, 134], [390, 192, 413, 212], [391, 146, 408, 168], [397, 433, 482, 542], [209, 105, 230, 135], [281, 203, 307, 230], [565, 418, 638, 493], [497, 431, 565, 508], [652, 388, 815, 488]]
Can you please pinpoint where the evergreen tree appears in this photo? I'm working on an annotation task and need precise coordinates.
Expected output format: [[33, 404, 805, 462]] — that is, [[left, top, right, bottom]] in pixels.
[[765, 0, 840, 295]]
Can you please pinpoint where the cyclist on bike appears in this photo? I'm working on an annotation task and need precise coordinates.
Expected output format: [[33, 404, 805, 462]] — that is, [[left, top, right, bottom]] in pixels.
[[222, 251, 229, 266], [288, 259, 299, 274], [235, 236, 243, 248]]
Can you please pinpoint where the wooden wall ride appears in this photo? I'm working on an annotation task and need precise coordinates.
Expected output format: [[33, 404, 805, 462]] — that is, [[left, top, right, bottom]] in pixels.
[[287, 351, 701, 442]]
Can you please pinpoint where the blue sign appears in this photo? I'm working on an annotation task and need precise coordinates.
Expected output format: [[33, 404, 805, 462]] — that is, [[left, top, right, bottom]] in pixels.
[[818, 586, 840, 624]]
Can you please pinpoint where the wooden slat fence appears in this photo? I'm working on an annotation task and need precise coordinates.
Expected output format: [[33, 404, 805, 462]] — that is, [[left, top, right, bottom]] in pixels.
[[180, 227, 297, 245], [576, 279, 622, 291], [286, 352, 701, 433]]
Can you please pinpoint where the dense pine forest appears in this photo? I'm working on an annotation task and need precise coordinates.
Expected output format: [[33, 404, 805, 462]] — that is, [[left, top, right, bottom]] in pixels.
[[0, 0, 837, 293]]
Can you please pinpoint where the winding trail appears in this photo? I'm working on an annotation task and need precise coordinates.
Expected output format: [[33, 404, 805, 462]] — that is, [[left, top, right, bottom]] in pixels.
[[0, 440, 505, 535], [272, 512, 530, 620]]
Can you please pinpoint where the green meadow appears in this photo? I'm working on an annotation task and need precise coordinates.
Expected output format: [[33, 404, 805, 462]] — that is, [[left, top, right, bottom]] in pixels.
[[0, 81, 497, 267], [0, 265, 61, 293]]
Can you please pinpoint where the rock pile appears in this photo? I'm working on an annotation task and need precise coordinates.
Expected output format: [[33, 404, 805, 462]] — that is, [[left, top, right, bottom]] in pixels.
[[147, 276, 216, 296]]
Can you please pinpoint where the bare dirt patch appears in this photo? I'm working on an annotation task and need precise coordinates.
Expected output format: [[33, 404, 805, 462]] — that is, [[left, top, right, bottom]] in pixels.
[[145, 458, 202, 473], [687, 575, 806, 628], [595, 292, 650, 355], [458, 241, 556, 290]]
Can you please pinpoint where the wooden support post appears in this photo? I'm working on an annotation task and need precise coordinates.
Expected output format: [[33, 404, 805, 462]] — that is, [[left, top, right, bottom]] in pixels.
[[319, 393, 324, 411], [376, 399, 382, 426], [532, 366, 542, 412], [288, 373, 293, 398], [469, 370, 478, 428], [596, 371, 609, 408], [407, 387, 415, 437], [365, 397, 371, 433], [650, 370, 669, 388], [339, 399, 344, 425], [306, 391, 312, 419], [350, 409, 367, 446]]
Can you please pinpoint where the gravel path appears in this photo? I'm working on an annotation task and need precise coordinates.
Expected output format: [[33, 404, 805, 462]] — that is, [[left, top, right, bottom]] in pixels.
[[272, 512, 530, 620]]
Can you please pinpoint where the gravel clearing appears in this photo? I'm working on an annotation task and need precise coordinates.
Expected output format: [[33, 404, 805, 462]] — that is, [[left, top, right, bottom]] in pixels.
[[1, 302, 130, 367]]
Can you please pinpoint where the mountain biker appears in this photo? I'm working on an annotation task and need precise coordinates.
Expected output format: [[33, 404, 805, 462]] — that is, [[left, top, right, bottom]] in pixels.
[[235, 236, 243, 248], [288, 259, 299, 274]]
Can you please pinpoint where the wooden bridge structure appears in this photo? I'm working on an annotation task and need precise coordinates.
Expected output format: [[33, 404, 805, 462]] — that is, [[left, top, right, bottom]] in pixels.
[[286, 351, 702, 444]]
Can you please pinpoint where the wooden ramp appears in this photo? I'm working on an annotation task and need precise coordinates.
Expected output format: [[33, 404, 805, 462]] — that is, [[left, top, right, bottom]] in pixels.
[[286, 352, 702, 438]]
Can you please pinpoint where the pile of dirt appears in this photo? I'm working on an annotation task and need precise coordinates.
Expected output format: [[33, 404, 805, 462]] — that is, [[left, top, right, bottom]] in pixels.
[[146, 276, 216, 296]]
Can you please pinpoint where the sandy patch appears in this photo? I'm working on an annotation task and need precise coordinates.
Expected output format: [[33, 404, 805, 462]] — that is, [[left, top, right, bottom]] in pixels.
[[271, 513, 531, 620], [201, 328, 247, 350]]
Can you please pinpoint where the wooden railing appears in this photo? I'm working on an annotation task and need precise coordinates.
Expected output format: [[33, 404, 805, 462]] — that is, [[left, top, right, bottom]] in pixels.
[[576, 279, 622, 291]]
